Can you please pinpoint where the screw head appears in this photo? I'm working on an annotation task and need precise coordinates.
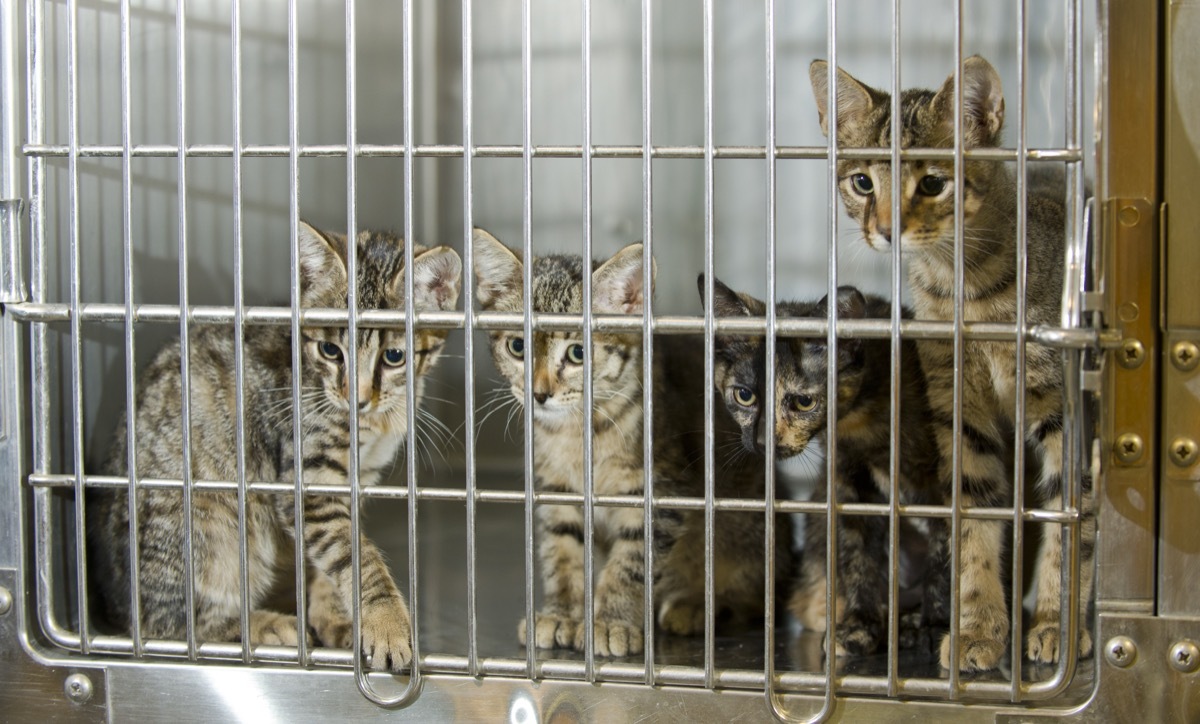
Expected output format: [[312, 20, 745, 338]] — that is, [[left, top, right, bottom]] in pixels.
[[1172, 341, 1200, 372], [1117, 338, 1146, 369], [1114, 433, 1145, 464], [1171, 641, 1200, 673], [1105, 636, 1137, 668], [1170, 438, 1199, 467], [0, 586, 11, 616], [64, 673, 93, 704]]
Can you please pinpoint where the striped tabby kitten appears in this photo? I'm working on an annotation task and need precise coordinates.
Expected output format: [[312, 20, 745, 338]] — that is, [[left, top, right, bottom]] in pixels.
[[88, 222, 462, 671], [706, 279, 945, 657], [810, 55, 1094, 671], [473, 230, 791, 657]]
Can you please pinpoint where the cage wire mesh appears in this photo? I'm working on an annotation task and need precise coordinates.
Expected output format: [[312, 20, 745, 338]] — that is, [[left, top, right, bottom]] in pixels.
[[12, 0, 1099, 713]]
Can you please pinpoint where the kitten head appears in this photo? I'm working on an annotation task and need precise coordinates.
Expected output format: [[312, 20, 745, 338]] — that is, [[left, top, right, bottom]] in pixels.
[[808, 55, 1005, 253], [702, 276, 867, 458], [297, 221, 462, 427], [473, 228, 653, 430]]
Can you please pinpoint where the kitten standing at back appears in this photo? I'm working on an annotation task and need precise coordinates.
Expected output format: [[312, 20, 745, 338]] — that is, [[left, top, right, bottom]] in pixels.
[[88, 222, 462, 671], [809, 56, 1094, 671], [472, 230, 792, 657]]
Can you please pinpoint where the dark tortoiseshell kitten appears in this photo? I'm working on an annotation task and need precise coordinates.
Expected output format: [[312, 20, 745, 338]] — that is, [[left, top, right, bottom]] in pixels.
[[706, 277, 946, 658], [810, 55, 1094, 671], [89, 222, 461, 671]]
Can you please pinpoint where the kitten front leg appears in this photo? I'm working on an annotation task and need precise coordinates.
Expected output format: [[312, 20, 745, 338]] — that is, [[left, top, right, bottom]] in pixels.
[[520, 502, 586, 650], [580, 506, 648, 657], [293, 493, 412, 672]]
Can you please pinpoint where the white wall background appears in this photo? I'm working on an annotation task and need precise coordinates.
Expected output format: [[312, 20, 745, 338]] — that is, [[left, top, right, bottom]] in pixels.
[[31, 0, 1094, 475]]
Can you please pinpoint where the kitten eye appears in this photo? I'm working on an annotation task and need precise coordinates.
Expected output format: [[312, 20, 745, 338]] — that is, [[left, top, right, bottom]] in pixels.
[[794, 394, 816, 412], [506, 337, 525, 360], [318, 341, 343, 362], [917, 174, 947, 196], [733, 386, 757, 407], [382, 348, 405, 367], [566, 344, 585, 365], [849, 173, 874, 196]]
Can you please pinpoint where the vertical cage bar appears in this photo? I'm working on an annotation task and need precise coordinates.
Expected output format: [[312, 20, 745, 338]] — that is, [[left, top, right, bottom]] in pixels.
[[701, 0, 716, 690], [762, 0, 780, 707], [886, 0, 902, 698], [1009, 0, 1029, 700], [462, 0, 480, 680], [521, 0, 537, 681], [580, 0, 597, 684], [65, 0, 91, 655], [947, 0, 966, 698], [118, 0, 143, 658], [286, 0, 309, 666], [229, 0, 253, 661], [346, 0, 364, 687], [0, 0, 23, 301], [639, 0, 656, 689], [175, 0, 198, 659]]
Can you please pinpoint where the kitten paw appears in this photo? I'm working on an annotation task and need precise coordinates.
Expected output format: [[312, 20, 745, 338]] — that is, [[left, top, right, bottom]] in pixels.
[[249, 611, 312, 647], [575, 618, 643, 657], [897, 612, 940, 654], [519, 613, 580, 650], [1026, 621, 1093, 664], [825, 616, 883, 657], [658, 601, 705, 636], [312, 615, 353, 649], [361, 598, 413, 672], [938, 629, 1007, 672]]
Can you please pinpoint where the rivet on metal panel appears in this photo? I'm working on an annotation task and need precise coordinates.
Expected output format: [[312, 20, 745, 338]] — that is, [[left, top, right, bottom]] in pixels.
[[63, 673, 93, 704], [1170, 641, 1200, 673], [1171, 341, 1200, 372], [1168, 438, 1199, 467], [0, 585, 11, 615], [1118, 338, 1146, 368], [1105, 636, 1137, 668], [1118, 204, 1141, 226], [1114, 433, 1145, 464]]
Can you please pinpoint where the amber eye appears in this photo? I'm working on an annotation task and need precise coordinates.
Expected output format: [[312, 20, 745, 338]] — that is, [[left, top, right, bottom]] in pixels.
[[849, 173, 874, 196], [507, 337, 525, 360], [566, 344, 585, 365], [382, 348, 405, 367], [318, 341, 343, 362], [794, 394, 816, 412], [733, 386, 757, 407], [917, 174, 947, 196]]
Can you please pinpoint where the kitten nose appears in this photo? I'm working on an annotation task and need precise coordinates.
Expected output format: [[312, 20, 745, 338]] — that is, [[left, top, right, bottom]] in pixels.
[[533, 392, 549, 405], [358, 399, 371, 411], [878, 225, 893, 242]]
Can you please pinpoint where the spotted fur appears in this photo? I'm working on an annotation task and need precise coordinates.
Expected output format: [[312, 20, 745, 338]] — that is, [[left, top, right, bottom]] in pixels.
[[88, 222, 462, 671], [473, 230, 792, 658], [810, 55, 1095, 671]]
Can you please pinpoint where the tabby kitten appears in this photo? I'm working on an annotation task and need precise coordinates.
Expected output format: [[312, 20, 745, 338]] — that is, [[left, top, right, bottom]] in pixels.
[[88, 222, 462, 671], [473, 230, 791, 657], [810, 55, 1094, 671], [705, 278, 945, 657]]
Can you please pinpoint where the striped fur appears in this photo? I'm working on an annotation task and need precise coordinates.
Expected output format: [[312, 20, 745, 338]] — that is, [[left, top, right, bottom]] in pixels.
[[707, 279, 944, 658], [473, 230, 792, 658], [88, 222, 461, 671], [810, 56, 1095, 671]]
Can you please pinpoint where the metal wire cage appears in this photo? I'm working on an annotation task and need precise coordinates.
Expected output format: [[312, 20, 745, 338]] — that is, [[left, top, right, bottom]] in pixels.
[[0, 0, 1185, 721]]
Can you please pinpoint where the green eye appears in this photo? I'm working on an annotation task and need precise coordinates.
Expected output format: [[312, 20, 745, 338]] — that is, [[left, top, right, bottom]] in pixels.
[[318, 341, 343, 362], [849, 173, 874, 196], [917, 174, 947, 196], [507, 337, 525, 359], [382, 348, 405, 367], [734, 386, 757, 407], [566, 344, 585, 365], [794, 394, 816, 412]]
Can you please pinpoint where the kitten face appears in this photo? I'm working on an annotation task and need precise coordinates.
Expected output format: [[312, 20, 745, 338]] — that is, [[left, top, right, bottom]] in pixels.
[[808, 55, 1005, 254], [297, 222, 462, 429], [704, 277, 866, 458], [472, 229, 653, 430]]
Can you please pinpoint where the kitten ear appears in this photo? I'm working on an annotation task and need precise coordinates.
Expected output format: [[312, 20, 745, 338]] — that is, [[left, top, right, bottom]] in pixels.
[[834, 286, 867, 319], [410, 246, 463, 311], [699, 274, 761, 317], [816, 287, 867, 365], [471, 227, 523, 309], [297, 221, 347, 300], [809, 60, 883, 140], [592, 243, 654, 314], [933, 55, 1005, 147]]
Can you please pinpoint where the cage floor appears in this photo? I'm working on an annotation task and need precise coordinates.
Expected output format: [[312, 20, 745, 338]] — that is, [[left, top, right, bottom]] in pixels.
[[364, 470, 1096, 700]]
